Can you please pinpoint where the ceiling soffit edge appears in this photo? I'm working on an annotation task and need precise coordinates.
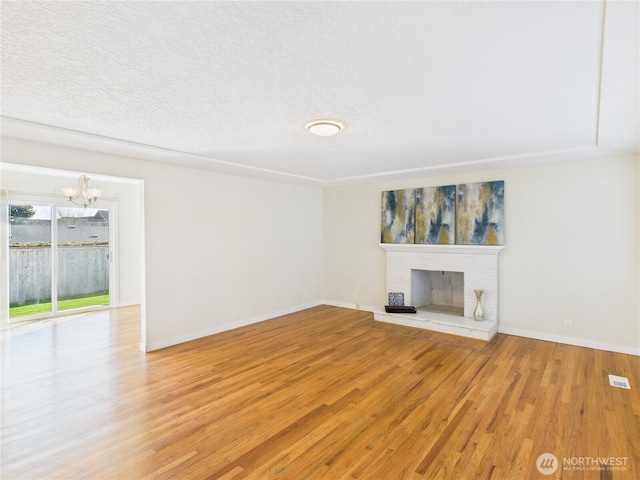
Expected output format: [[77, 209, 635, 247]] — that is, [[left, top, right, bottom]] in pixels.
[[0, 117, 632, 189]]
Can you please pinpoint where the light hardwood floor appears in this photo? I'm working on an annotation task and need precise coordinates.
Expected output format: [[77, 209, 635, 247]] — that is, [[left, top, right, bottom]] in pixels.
[[1, 305, 639, 479]]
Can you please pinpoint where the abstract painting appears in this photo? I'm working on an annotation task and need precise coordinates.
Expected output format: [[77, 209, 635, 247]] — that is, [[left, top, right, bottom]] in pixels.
[[415, 185, 456, 244], [381, 189, 416, 244], [456, 181, 505, 245]]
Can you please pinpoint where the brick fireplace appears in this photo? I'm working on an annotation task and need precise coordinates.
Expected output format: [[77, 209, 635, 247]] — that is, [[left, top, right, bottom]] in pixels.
[[374, 244, 504, 340]]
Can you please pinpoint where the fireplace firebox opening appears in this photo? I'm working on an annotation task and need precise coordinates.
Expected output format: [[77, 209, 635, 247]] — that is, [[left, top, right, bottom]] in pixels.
[[411, 269, 464, 317]]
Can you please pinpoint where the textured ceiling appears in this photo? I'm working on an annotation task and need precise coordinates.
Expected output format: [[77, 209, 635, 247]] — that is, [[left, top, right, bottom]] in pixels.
[[1, 1, 638, 186]]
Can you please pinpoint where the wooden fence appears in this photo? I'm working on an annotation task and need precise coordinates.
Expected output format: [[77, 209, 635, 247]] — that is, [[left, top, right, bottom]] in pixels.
[[9, 246, 109, 305]]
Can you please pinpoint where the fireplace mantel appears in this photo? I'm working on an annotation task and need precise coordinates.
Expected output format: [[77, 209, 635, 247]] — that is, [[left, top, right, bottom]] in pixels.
[[379, 244, 504, 255], [375, 243, 505, 340]]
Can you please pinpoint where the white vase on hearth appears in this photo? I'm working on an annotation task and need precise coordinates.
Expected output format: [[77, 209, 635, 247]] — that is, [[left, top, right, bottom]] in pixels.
[[473, 289, 485, 321]]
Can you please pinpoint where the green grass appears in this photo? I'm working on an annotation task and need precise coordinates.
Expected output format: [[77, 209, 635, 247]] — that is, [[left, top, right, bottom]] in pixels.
[[9, 294, 110, 318]]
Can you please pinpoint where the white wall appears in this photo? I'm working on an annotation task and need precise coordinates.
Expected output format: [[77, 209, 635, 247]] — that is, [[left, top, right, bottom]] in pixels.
[[323, 154, 640, 355], [1, 138, 324, 351], [3, 137, 638, 355], [140, 159, 323, 350]]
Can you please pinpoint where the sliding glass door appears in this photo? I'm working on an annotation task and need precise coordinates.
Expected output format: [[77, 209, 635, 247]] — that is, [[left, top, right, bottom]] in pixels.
[[7, 201, 113, 321]]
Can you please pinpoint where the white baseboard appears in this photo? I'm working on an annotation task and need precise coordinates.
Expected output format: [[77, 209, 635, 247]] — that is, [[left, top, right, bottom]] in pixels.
[[321, 299, 378, 313], [498, 326, 640, 356], [142, 300, 323, 352], [323, 301, 640, 356], [138, 302, 640, 357], [117, 299, 141, 308]]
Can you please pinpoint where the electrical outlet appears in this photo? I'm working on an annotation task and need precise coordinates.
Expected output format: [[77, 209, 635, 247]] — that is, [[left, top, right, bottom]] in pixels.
[[234, 308, 240, 318], [564, 321, 572, 331]]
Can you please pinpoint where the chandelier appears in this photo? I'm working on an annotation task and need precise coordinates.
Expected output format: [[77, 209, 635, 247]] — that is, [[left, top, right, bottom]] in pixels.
[[61, 174, 103, 208]]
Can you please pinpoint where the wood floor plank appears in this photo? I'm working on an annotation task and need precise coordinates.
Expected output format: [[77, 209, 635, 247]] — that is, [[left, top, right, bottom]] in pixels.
[[2, 305, 639, 479]]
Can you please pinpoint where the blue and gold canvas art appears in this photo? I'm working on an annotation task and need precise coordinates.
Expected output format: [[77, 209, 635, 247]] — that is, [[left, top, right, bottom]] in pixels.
[[456, 181, 505, 245], [381, 189, 416, 244], [415, 185, 456, 244]]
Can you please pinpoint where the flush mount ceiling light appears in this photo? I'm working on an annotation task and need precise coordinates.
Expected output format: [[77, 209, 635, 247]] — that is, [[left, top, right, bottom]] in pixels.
[[306, 120, 343, 137]]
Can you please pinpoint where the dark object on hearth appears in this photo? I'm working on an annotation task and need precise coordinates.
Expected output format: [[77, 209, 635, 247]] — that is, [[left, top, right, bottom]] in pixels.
[[385, 305, 417, 314], [388, 292, 405, 306]]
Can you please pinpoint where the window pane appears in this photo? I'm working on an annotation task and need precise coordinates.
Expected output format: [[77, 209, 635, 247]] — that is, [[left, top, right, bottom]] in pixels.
[[9, 205, 52, 318], [57, 207, 109, 311]]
